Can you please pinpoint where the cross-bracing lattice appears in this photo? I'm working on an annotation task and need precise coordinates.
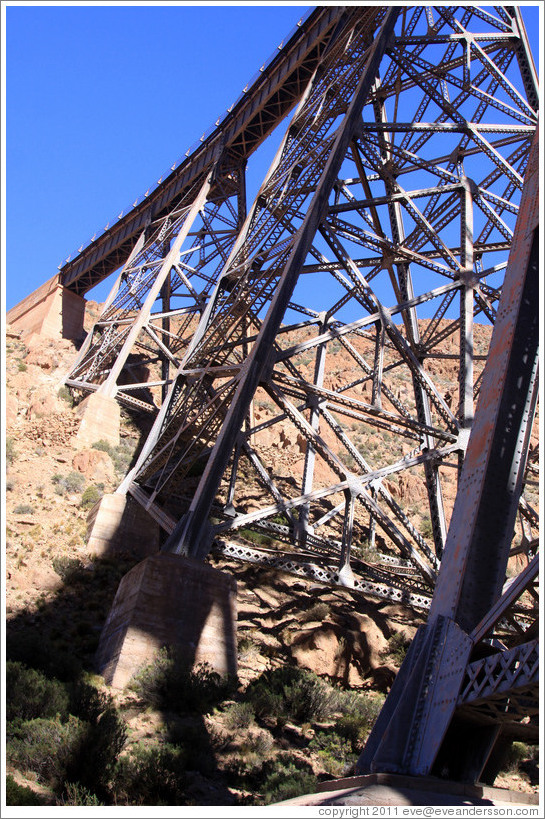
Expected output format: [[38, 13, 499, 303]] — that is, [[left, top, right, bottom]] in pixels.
[[66, 165, 246, 411], [102, 6, 538, 614]]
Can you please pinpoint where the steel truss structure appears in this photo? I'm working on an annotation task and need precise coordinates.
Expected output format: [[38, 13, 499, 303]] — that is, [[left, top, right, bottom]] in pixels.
[[359, 126, 539, 776], [66, 165, 247, 411], [61, 5, 539, 781], [96, 5, 536, 603]]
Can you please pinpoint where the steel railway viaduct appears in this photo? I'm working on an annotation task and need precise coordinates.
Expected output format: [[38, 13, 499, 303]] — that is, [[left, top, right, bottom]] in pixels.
[[8, 5, 539, 799]]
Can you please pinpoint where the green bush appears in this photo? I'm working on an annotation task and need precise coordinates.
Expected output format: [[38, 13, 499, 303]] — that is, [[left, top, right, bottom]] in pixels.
[[13, 503, 34, 515], [57, 386, 74, 407], [300, 602, 330, 623], [258, 753, 316, 804], [246, 667, 338, 724], [383, 632, 411, 666], [6, 668, 126, 797], [6, 633, 82, 682], [308, 729, 356, 775], [52, 556, 84, 582], [167, 721, 218, 777], [92, 438, 137, 476], [80, 485, 104, 509], [248, 688, 285, 723], [111, 438, 136, 475], [6, 662, 69, 723], [352, 539, 380, 563], [500, 741, 531, 774], [113, 742, 191, 805], [129, 649, 234, 714], [335, 713, 371, 752], [58, 782, 102, 805], [247, 729, 274, 759], [91, 439, 114, 455], [5, 774, 48, 806], [18, 361, 27, 372], [227, 751, 315, 805], [67, 703, 127, 795], [421, 516, 434, 539], [6, 715, 87, 784], [239, 526, 274, 548], [69, 676, 111, 723], [238, 634, 260, 659], [52, 471, 86, 495], [223, 701, 255, 730], [334, 691, 384, 751]]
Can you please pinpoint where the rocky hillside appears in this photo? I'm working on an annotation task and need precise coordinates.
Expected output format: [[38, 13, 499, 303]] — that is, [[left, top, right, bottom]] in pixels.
[[4, 309, 538, 806]]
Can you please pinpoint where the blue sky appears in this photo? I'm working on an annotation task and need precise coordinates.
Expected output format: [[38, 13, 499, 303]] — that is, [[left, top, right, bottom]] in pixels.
[[4, 3, 540, 312], [4, 3, 309, 309]]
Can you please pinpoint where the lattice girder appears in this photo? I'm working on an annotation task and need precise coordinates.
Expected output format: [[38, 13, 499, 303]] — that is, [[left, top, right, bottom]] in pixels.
[[458, 638, 539, 708]]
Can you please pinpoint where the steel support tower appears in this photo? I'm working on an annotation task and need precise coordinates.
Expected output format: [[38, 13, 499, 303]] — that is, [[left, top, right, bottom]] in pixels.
[[57, 5, 538, 784]]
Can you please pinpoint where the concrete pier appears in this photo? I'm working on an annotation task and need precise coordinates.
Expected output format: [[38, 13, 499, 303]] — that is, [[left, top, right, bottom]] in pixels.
[[76, 392, 121, 447], [95, 553, 237, 688], [86, 493, 161, 559], [7, 274, 86, 340]]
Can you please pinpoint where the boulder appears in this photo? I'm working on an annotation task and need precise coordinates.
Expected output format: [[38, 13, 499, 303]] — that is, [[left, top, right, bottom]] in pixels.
[[25, 349, 56, 370], [290, 618, 388, 688], [72, 448, 116, 484], [28, 388, 64, 419]]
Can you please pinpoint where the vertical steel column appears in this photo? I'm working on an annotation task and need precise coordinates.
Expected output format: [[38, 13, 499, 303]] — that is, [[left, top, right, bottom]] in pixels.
[[338, 488, 357, 586], [458, 177, 475, 437], [160, 240, 172, 404], [224, 162, 249, 515], [370, 78, 449, 556], [296, 313, 329, 547]]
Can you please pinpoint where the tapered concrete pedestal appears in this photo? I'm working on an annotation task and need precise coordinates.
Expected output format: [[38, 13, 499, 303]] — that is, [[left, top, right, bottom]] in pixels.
[[7, 274, 86, 340], [76, 392, 121, 447], [95, 553, 237, 688], [86, 493, 161, 559]]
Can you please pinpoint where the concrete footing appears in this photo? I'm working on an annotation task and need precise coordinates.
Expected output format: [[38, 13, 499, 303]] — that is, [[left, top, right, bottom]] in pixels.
[[86, 493, 161, 559], [76, 392, 121, 447], [277, 772, 539, 807], [95, 553, 237, 688], [7, 274, 86, 340]]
